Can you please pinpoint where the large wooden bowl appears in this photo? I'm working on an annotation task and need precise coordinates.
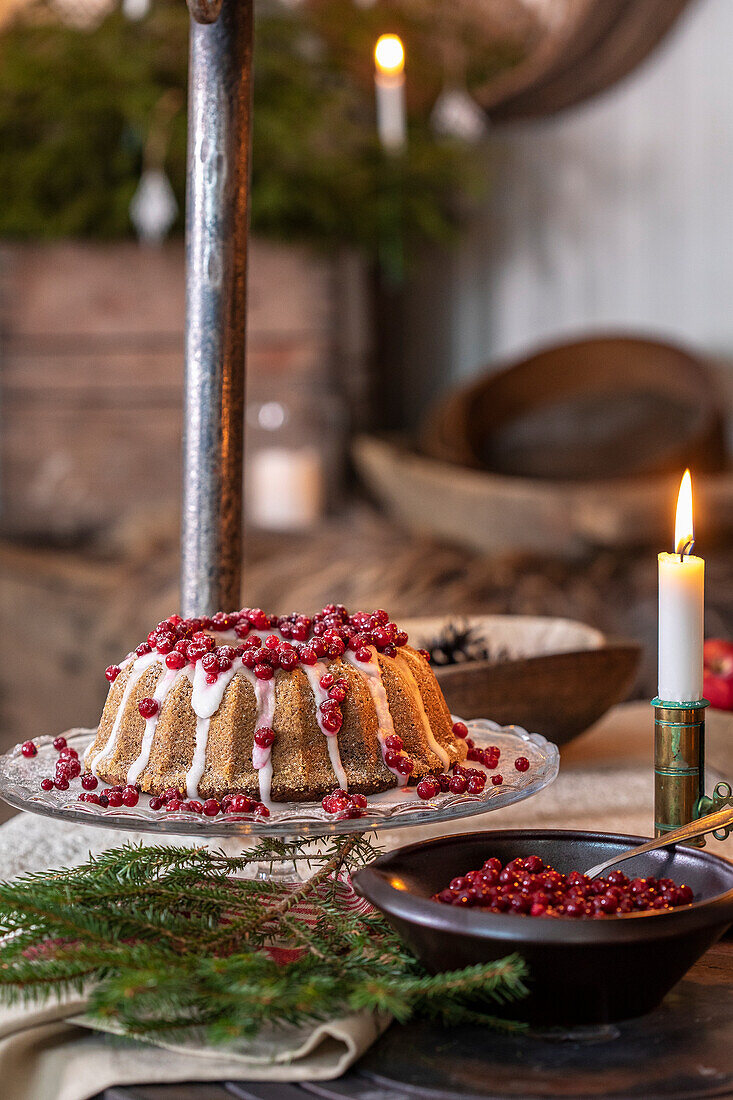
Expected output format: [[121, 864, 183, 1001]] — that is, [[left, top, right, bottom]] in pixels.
[[403, 615, 640, 747], [354, 434, 733, 557]]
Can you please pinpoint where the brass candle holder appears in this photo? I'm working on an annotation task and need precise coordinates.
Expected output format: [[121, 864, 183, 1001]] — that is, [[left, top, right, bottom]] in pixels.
[[653, 697, 733, 845]]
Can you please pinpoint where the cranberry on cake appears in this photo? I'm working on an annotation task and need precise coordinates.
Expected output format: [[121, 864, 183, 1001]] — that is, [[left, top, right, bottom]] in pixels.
[[84, 605, 468, 803]]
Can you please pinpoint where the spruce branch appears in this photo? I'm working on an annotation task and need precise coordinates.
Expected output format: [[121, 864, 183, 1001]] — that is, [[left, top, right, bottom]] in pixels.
[[0, 836, 528, 1043]]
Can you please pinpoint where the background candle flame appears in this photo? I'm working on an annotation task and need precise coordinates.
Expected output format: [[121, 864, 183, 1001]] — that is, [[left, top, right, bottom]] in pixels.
[[375, 34, 405, 77], [675, 468, 694, 555]]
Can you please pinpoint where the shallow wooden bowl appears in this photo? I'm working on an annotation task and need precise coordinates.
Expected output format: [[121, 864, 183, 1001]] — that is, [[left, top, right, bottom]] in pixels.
[[403, 615, 640, 747]]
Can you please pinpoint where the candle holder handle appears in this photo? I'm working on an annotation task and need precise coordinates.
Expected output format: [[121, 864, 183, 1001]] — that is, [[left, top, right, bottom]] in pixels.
[[696, 782, 733, 842]]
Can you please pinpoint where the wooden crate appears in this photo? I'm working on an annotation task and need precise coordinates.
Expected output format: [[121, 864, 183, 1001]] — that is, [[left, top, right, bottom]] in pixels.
[[0, 240, 369, 537]]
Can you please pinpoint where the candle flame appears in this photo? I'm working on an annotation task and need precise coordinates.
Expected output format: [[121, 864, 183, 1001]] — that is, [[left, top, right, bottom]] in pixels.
[[375, 34, 405, 76], [675, 469, 694, 555]]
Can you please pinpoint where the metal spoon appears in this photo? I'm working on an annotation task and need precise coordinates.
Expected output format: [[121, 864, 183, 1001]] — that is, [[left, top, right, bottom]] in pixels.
[[585, 803, 733, 879]]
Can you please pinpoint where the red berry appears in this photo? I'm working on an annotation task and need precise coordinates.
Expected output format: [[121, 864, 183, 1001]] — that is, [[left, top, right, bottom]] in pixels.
[[467, 774, 486, 793], [417, 779, 438, 800], [105, 665, 121, 682], [203, 799, 220, 816], [162, 786, 183, 802], [40, 778, 54, 791], [355, 647, 372, 663], [185, 800, 203, 814], [321, 710, 342, 733], [253, 802, 270, 817], [452, 722, 468, 739], [21, 741, 37, 758], [491, 774, 503, 786], [351, 793, 368, 809], [54, 778, 69, 791], [81, 774, 97, 790], [395, 755, 414, 776], [106, 791, 123, 807], [384, 734, 404, 752], [138, 698, 159, 719], [68, 759, 81, 778], [165, 651, 187, 670], [165, 799, 183, 812], [227, 795, 252, 814], [299, 646, 318, 665], [449, 775, 467, 794], [53, 736, 67, 751], [121, 787, 139, 807], [515, 757, 530, 772], [254, 726, 275, 748], [279, 649, 298, 670], [436, 774, 451, 792], [149, 796, 163, 810], [254, 663, 274, 680]]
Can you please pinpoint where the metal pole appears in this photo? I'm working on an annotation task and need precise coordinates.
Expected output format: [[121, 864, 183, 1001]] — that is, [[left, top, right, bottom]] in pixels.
[[181, 0, 253, 617]]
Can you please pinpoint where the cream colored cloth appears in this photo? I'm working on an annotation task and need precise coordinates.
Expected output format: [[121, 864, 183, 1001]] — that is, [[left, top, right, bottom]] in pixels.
[[0, 998, 388, 1100]]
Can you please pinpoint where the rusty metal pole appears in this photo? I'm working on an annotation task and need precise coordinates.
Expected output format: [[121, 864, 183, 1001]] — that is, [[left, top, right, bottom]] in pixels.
[[181, 0, 253, 617]]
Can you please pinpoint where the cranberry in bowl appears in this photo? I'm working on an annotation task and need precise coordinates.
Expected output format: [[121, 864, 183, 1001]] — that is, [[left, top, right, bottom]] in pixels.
[[351, 829, 733, 1025]]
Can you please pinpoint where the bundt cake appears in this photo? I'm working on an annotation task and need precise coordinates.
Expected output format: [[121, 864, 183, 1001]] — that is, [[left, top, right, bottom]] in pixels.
[[84, 605, 468, 803]]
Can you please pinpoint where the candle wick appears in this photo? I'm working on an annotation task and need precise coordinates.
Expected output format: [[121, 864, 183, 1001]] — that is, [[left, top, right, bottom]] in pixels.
[[679, 537, 695, 562]]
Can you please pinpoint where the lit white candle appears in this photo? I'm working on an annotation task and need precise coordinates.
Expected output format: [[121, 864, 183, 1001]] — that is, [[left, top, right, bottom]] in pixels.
[[658, 469, 705, 702], [374, 34, 406, 154]]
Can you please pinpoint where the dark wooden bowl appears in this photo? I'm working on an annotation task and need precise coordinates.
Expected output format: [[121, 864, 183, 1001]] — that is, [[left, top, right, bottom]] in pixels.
[[403, 615, 640, 746], [353, 830, 733, 1025], [422, 335, 726, 482]]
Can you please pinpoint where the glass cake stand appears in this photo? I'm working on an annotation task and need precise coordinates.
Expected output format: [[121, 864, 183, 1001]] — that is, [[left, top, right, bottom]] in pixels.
[[0, 720, 559, 842]]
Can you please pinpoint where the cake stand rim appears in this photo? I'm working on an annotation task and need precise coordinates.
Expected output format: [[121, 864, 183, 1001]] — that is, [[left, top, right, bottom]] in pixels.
[[0, 720, 560, 839]]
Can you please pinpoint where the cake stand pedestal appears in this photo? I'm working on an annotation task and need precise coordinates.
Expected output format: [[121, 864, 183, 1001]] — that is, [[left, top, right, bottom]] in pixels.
[[0, 720, 559, 880]]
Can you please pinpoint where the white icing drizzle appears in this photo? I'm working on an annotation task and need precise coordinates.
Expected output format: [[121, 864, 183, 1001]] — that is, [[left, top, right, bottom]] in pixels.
[[393, 652, 450, 769], [185, 661, 239, 799], [126, 664, 180, 786], [89, 651, 160, 776], [303, 661, 348, 791], [344, 648, 407, 787], [241, 667, 276, 806]]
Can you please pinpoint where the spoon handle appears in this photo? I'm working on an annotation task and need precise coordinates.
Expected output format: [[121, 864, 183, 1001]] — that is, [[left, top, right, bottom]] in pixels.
[[586, 803, 733, 879]]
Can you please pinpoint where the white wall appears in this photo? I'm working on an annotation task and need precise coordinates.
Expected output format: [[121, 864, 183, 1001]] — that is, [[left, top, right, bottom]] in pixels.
[[412, 0, 733, 402]]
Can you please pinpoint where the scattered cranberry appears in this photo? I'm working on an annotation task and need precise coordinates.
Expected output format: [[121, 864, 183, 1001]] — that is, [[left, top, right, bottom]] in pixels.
[[322, 788, 366, 817], [40, 778, 54, 791], [98, 794, 109, 807], [162, 787, 183, 803], [185, 800, 203, 814], [491, 774, 504, 786], [514, 756, 530, 772], [385, 734, 404, 752], [467, 774, 486, 793], [417, 778, 439, 800], [452, 721, 469, 739], [165, 799, 183, 812], [21, 741, 37, 758], [203, 799, 220, 816], [53, 736, 67, 751], [254, 727, 275, 748], [449, 775, 468, 794], [149, 797, 163, 811], [54, 778, 69, 791], [121, 787, 139, 807], [105, 665, 121, 682]]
